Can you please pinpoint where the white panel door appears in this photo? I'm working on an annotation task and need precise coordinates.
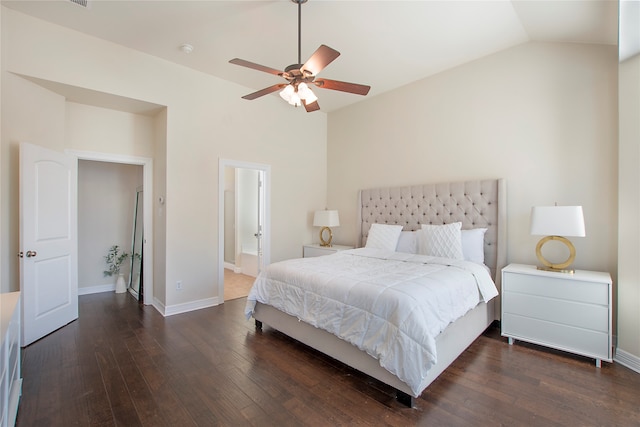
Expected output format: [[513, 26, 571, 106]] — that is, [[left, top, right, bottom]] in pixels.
[[20, 142, 78, 346]]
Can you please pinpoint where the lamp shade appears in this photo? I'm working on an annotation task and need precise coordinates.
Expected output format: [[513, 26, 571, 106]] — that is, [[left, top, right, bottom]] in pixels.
[[313, 210, 340, 227], [530, 206, 585, 237]]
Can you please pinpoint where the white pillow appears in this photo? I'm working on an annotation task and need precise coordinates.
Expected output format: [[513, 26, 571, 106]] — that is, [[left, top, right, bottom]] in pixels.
[[418, 222, 464, 260], [396, 231, 418, 254], [461, 228, 487, 264], [365, 223, 404, 251]]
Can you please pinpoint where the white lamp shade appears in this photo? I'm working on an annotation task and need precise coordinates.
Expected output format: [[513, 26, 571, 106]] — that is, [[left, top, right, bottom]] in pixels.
[[297, 83, 318, 103], [279, 84, 294, 101], [530, 206, 586, 237], [313, 210, 340, 227]]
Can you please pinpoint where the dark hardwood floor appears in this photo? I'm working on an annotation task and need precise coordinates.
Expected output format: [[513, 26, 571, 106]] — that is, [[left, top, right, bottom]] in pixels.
[[17, 292, 640, 426]]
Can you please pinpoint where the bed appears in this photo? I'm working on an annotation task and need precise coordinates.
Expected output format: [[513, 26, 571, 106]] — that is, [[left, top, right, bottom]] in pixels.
[[245, 178, 507, 406]]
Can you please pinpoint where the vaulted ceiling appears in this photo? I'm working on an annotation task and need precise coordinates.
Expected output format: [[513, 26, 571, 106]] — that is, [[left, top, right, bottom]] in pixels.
[[2, 0, 619, 112]]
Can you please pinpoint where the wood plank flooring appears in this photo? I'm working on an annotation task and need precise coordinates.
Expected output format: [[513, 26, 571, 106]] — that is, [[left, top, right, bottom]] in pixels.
[[17, 292, 640, 426]]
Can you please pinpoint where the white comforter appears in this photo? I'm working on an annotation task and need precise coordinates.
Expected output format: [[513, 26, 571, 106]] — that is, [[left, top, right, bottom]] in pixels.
[[244, 247, 498, 396]]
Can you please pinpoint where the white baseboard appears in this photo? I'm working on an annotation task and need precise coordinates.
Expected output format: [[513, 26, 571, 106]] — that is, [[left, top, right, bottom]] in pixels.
[[224, 262, 241, 273], [614, 348, 640, 374], [152, 298, 166, 315], [152, 296, 220, 317], [78, 283, 115, 295]]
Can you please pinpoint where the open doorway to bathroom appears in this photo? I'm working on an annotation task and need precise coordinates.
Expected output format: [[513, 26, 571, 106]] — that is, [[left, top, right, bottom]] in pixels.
[[219, 159, 270, 302]]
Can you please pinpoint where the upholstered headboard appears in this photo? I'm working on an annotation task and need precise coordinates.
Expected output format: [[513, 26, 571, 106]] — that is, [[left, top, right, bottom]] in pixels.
[[357, 179, 507, 284]]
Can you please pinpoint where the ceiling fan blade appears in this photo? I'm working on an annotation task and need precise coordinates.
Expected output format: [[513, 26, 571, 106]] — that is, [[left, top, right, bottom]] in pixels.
[[303, 99, 320, 113], [314, 78, 371, 96], [241, 84, 287, 100], [301, 45, 340, 76], [229, 58, 283, 76]]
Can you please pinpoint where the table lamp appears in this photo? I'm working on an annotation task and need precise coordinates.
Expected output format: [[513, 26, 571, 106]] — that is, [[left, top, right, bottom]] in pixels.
[[313, 210, 340, 247], [530, 205, 585, 273]]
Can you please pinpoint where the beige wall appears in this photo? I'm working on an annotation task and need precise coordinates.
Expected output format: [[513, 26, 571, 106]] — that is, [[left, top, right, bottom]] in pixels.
[[327, 42, 618, 274], [617, 52, 640, 364], [153, 108, 168, 305], [1, 9, 327, 310], [70, 102, 152, 292]]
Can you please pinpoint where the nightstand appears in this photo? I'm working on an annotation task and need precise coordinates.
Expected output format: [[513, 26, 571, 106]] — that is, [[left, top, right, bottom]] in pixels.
[[303, 244, 354, 258], [501, 263, 612, 367]]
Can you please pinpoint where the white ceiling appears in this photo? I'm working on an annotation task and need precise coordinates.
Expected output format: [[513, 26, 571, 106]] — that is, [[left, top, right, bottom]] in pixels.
[[2, 0, 619, 113]]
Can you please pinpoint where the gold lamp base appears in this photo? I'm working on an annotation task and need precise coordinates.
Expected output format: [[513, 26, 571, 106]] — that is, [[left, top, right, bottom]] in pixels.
[[535, 235, 576, 274], [319, 226, 333, 247]]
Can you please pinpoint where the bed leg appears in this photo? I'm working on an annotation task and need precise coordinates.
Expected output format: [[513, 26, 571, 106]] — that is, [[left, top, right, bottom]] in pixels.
[[396, 390, 414, 408], [255, 319, 263, 330]]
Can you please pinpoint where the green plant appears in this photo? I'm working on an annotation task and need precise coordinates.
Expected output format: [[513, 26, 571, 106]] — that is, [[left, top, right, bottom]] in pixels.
[[103, 245, 130, 277]]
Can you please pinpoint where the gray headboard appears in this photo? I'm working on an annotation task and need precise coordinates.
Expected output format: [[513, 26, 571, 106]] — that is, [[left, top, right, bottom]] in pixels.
[[357, 179, 507, 284]]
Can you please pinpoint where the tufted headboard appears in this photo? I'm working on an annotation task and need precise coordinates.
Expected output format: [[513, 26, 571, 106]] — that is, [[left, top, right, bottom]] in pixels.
[[357, 179, 507, 284]]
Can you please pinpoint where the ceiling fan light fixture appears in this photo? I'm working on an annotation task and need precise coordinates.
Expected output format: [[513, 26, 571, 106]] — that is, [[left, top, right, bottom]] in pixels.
[[279, 84, 295, 101], [230, 0, 370, 112], [280, 85, 302, 106], [297, 83, 318, 103], [288, 91, 302, 107]]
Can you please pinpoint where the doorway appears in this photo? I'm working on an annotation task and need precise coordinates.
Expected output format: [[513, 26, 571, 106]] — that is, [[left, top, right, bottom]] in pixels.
[[218, 159, 270, 302], [69, 150, 154, 305], [19, 145, 153, 345]]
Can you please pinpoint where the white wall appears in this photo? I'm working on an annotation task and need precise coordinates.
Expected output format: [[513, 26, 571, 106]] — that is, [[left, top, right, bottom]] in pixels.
[[66, 101, 157, 156], [617, 51, 640, 366], [1, 63, 66, 293], [153, 108, 168, 305], [1, 9, 327, 312], [327, 42, 618, 278], [78, 160, 143, 290]]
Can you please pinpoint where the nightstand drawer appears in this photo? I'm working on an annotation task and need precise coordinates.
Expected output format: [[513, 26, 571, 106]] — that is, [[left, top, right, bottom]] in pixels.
[[502, 271, 608, 305], [503, 292, 608, 332], [502, 313, 610, 359]]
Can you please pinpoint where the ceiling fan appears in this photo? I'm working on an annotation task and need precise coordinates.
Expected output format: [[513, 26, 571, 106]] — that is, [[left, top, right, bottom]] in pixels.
[[229, 0, 370, 112]]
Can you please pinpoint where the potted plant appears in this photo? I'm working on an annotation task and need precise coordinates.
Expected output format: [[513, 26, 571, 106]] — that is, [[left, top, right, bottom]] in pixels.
[[104, 245, 130, 293]]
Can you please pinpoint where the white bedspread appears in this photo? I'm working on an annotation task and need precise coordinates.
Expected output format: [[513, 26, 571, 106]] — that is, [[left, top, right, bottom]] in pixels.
[[244, 247, 498, 396]]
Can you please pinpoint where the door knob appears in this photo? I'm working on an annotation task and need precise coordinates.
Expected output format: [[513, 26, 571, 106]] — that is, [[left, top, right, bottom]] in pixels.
[[26, 250, 37, 258]]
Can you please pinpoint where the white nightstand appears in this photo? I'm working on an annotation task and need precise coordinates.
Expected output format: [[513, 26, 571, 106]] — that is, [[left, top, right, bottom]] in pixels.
[[501, 263, 612, 367], [303, 244, 354, 258]]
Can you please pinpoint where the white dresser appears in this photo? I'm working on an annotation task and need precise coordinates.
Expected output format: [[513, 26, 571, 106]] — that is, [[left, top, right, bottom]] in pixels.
[[302, 244, 354, 258], [501, 264, 612, 367], [1, 292, 21, 427]]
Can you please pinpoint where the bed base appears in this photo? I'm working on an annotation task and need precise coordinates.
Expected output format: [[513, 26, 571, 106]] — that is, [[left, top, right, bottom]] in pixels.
[[252, 298, 495, 407]]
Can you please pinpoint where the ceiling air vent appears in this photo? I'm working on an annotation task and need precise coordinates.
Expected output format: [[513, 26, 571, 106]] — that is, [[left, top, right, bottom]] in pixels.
[[69, 0, 90, 8]]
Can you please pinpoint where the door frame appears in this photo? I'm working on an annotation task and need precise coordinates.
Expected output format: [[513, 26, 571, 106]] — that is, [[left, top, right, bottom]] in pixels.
[[218, 158, 271, 302], [67, 149, 154, 306]]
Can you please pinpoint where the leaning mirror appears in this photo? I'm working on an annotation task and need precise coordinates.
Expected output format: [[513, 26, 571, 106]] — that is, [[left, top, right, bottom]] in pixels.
[[129, 187, 144, 300]]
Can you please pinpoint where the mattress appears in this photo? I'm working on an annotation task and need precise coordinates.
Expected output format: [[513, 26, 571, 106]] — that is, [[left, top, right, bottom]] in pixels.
[[245, 247, 498, 396]]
